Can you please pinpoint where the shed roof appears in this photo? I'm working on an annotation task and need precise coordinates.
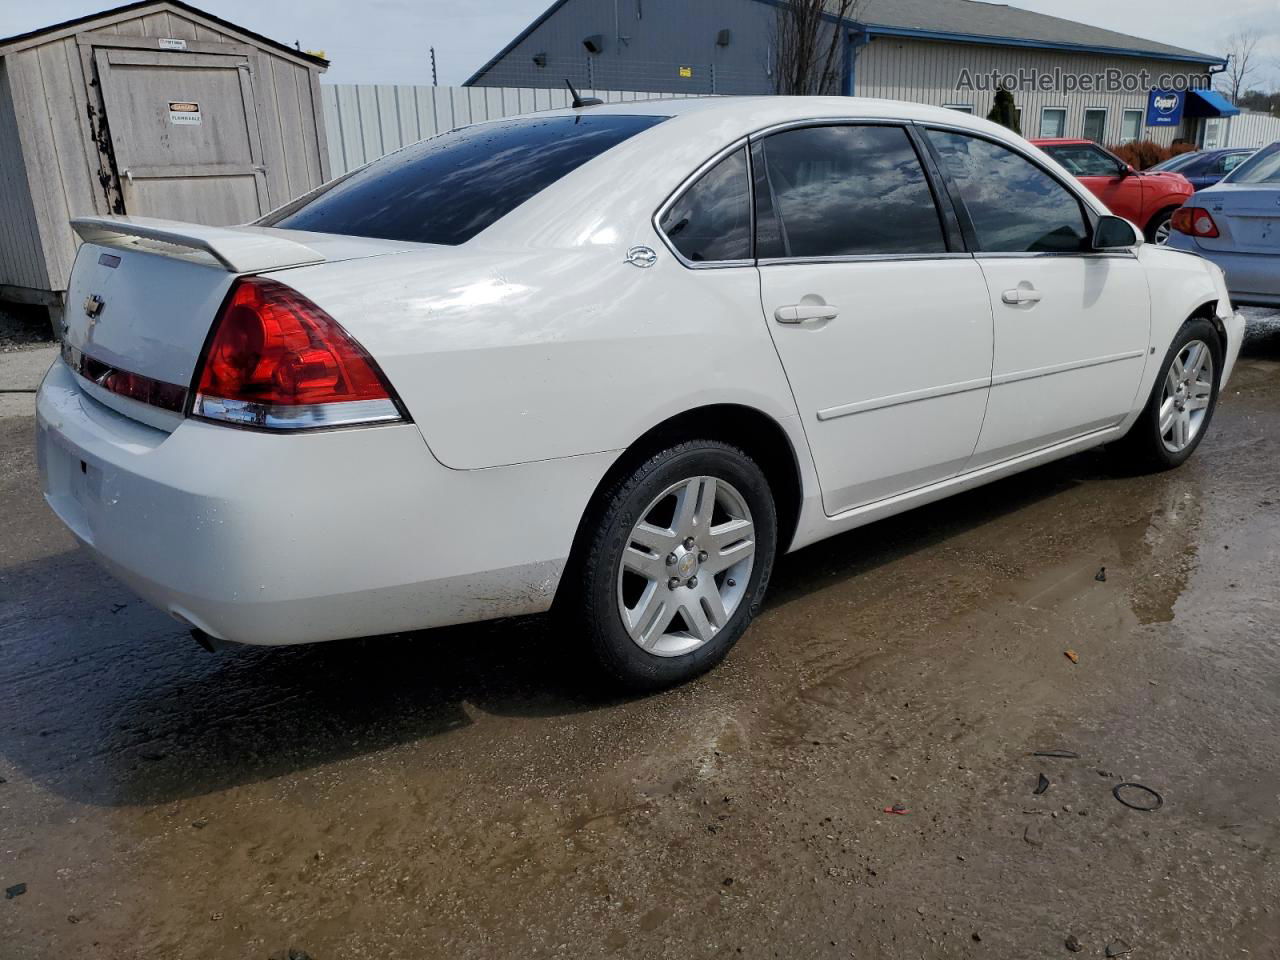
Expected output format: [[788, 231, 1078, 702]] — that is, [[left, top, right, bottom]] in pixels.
[[0, 0, 329, 67]]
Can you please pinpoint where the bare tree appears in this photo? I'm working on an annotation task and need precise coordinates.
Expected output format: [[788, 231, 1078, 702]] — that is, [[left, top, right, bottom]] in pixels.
[[774, 0, 865, 96], [1223, 29, 1263, 103]]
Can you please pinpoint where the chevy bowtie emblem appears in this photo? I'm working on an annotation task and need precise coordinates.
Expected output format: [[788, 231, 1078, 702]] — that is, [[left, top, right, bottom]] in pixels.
[[84, 294, 105, 319]]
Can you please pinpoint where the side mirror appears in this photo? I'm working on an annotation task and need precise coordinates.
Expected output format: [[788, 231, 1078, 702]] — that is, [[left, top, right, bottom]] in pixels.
[[1118, 163, 1135, 178], [1094, 214, 1141, 250]]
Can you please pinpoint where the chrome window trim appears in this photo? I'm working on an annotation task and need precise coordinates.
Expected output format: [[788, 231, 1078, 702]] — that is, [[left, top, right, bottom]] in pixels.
[[758, 252, 975, 267], [973, 251, 1138, 261], [652, 137, 755, 271]]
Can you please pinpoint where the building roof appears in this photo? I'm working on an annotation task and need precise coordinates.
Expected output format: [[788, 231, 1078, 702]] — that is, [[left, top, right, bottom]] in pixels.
[[845, 0, 1223, 65], [467, 0, 1223, 85], [0, 0, 328, 67]]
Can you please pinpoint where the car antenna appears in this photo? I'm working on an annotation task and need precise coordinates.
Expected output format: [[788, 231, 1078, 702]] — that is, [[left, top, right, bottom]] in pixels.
[[565, 79, 603, 108]]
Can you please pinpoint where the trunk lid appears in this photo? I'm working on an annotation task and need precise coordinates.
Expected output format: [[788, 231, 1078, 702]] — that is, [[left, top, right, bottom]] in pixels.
[[62, 217, 416, 429], [1194, 184, 1280, 255]]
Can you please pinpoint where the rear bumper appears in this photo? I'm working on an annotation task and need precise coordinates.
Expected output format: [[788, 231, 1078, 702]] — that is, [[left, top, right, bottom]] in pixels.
[[36, 360, 608, 645], [1165, 235, 1280, 306]]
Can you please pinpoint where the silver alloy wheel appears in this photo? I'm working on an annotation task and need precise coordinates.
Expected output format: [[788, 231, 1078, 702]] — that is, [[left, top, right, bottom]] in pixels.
[[1159, 339, 1214, 453], [1154, 219, 1173, 244], [617, 475, 755, 657]]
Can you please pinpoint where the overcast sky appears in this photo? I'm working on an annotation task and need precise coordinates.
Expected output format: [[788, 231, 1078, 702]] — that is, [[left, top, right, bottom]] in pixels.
[[2, 0, 1276, 88]]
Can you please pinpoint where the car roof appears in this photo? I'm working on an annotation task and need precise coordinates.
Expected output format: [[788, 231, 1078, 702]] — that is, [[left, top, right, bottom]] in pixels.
[[526, 95, 1016, 139]]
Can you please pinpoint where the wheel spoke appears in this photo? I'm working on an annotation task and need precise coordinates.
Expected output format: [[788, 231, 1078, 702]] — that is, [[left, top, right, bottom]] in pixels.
[[622, 543, 667, 581], [705, 518, 755, 574], [1185, 343, 1208, 381], [1158, 397, 1177, 438], [672, 477, 716, 538], [625, 584, 674, 648], [678, 593, 716, 643], [630, 521, 678, 557], [1175, 411, 1190, 447], [1170, 356, 1186, 384]]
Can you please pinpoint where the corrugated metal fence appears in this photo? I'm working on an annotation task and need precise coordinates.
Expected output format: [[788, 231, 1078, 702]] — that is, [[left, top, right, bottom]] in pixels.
[[321, 83, 707, 176], [1225, 110, 1280, 149]]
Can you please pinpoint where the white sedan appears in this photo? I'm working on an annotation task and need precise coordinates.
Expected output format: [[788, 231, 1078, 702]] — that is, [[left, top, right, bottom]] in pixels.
[[37, 97, 1245, 689]]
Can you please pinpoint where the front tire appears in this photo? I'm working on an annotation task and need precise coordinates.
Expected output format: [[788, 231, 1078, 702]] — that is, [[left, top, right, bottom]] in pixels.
[[571, 440, 777, 691], [1116, 318, 1222, 470], [1146, 208, 1175, 245]]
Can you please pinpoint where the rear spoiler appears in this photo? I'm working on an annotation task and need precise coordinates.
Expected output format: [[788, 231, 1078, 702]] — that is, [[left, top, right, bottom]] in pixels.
[[71, 216, 324, 273]]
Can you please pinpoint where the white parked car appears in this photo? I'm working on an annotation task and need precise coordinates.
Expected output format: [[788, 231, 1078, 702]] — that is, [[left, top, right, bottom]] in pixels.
[[38, 97, 1244, 689]]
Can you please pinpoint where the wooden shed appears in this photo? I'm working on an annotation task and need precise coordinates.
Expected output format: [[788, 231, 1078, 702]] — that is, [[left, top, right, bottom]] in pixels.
[[0, 0, 330, 319]]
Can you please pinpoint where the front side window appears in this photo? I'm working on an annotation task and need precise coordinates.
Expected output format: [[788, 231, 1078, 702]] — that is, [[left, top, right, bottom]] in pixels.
[[264, 114, 665, 246], [660, 148, 752, 263], [927, 129, 1089, 254], [755, 124, 947, 259], [1226, 142, 1280, 184], [1041, 143, 1123, 178]]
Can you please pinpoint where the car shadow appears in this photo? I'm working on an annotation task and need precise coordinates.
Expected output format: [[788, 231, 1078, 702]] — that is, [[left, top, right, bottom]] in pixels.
[[0, 442, 1111, 808]]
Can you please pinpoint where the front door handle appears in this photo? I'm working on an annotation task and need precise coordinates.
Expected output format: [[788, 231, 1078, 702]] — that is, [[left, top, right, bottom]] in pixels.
[[775, 303, 839, 324], [1001, 286, 1042, 305]]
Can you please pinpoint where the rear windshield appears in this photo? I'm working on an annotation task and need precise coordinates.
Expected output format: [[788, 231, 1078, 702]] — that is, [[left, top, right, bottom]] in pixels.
[[1225, 142, 1280, 185], [264, 114, 665, 245]]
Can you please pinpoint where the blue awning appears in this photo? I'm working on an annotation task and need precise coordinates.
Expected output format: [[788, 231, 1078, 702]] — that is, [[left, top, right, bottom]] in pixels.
[[1185, 89, 1241, 118]]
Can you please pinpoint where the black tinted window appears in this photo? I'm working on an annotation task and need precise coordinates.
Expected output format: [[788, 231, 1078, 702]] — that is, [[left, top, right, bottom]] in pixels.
[[265, 115, 664, 245], [660, 148, 752, 262], [756, 125, 946, 258], [928, 130, 1088, 253]]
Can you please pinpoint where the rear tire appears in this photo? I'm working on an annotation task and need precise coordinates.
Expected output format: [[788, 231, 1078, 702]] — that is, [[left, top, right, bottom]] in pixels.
[[1114, 318, 1222, 471], [570, 440, 777, 692]]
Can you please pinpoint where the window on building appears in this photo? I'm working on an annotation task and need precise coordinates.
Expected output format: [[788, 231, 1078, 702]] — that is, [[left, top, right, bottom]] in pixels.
[[1082, 109, 1107, 144], [926, 129, 1089, 254], [944, 104, 975, 114], [754, 124, 948, 259], [266, 114, 665, 245], [1121, 109, 1143, 142], [1039, 108, 1067, 139], [1039, 143, 1125, 178], [659, 147, 752, 263]]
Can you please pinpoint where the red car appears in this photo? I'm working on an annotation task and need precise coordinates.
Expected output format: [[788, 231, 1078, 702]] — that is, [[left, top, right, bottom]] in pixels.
[[1031, 138, 1194, 244]]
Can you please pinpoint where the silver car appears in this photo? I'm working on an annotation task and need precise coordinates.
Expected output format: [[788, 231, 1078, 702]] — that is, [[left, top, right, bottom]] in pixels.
[[1166, 141, 1280, 308]]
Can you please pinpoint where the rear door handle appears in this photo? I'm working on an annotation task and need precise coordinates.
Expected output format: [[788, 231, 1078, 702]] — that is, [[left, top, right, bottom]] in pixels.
[[1001, 287, 1042, 305], [774, 303, 839, 324]]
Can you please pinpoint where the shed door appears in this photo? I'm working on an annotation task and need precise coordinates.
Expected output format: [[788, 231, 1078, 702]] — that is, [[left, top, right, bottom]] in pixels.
[[94, 48, 269, 224]]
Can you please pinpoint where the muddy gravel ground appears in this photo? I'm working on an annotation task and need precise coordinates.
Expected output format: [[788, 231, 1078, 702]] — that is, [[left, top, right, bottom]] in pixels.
[[2, 316, 1279, 959]]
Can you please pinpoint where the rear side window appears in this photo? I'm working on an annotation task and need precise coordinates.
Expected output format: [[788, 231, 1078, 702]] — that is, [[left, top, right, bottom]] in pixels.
[[1226, 142, 1280, 184], [755, 124, 947, 259], [927, 130, 1088, 254], [659, 148, 752, 263], [265, 115, 665, 245]]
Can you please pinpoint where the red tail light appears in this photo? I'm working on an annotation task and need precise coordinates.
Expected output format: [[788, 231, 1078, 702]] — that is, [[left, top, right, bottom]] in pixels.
[[192, 277, 404, 430], [1171, 207, 1220, 239]]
